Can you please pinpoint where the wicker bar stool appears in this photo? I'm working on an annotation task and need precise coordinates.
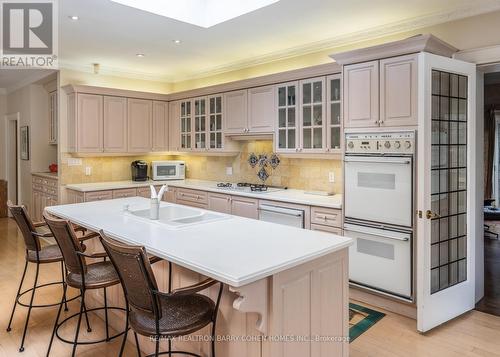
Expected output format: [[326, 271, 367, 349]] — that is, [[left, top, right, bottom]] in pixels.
[[5, 201, 89, 352], [43, 213, 128, 357], [99, 231, 224, 357]]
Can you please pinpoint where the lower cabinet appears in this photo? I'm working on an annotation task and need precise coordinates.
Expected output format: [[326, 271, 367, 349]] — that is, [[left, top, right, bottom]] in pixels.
[[207, 192, 259, 219], [112, 188, 137, 199], [32, 175, 58, 222], [208, 193, 232, 214]]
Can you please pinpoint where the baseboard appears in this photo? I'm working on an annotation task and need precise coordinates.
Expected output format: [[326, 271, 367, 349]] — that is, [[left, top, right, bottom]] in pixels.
[[350, 286, 417, 319]]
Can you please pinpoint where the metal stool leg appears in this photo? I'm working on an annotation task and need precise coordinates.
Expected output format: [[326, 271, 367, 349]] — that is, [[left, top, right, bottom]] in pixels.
[[6, 259, 28, 332], [118, 303, 130, 357], [134, 332, 141, 357], [46, 280, 67, 357], [60, 261, 69, 311], [71, 289, 86, 357], [155, 337, 160, 357], [19, 262, 39, 352], [104, 286, 110, 341], [82, 301, 92, 332]]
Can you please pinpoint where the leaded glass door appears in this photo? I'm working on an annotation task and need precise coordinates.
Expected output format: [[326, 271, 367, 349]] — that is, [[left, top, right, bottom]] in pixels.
[[417, 52, 476, 333], [180, 100, 192, 150], [300, 77, 325, 152], [276, 82, 299, 152], [194, 97, 207, 150], [208, 95, 223, 150]]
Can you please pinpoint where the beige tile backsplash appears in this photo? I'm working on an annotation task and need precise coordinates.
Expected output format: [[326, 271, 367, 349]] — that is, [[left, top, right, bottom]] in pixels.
[[61, 141, 343, 193]]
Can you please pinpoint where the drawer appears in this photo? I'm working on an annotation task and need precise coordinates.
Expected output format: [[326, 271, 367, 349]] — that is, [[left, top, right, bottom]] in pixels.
[[113, 188, 137, 199], [310, 206, 342, 228], [176, 188, 207, 205], [311, 224, 343, 236], [45, 187, 58, 197], [176, 199, 207, 209], [84, 190, 113, 202], [32, 183, 43, 192], [32, 176, 43, 185]]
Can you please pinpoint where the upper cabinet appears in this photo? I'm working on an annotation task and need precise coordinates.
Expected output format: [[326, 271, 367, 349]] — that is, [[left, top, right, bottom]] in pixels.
[[224, 90, 248, 135], [275, 76, 341, 155], [76, 94, 103, 153], [180, 100, 193, 150], [103, 96, 127, 153], [48, 91, 58, 145], [127, 99, 152, 153], [247, 85, 275, 133], [152, 101, 169, 152], [168, 100, 181, 152], [193, 97, 207, 150], [343, 54, 418, 128], [64, 85, 168, 154], [208, 95, 223, 150]]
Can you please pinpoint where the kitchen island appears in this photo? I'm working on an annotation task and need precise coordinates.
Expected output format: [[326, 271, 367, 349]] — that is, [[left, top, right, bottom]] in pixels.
[[46, 197, 351, 357]]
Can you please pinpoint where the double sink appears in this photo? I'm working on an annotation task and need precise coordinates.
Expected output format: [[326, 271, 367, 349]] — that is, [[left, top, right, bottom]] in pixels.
[[126, 205, 229, 228]]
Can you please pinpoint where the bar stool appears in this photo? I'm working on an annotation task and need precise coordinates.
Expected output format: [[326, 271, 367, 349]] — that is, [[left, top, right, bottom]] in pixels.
[[99, 231, 224, 357], [43, 213, 128, 357], [5, 202, 86, 352]]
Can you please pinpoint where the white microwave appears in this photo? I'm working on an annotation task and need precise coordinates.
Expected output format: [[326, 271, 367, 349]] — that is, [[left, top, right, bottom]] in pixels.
[[151, 161, 185, 181]]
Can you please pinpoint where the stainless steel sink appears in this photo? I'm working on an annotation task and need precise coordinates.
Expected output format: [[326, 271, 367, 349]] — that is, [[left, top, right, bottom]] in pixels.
[[126, 205, 229, 228]]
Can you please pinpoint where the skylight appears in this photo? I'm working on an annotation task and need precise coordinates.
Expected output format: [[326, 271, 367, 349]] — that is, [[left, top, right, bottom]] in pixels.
[[108, 0, 280, 28]]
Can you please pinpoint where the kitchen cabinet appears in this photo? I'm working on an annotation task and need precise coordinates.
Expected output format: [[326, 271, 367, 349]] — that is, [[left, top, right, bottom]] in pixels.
[[193, 97, 208, 150], [103, 96, 127, 153], [327, 74, 342, 151], [379, 54, 418, 127], [76, 94, 103, 153], [299, 77, 326, 153], [180, 100, 193, 150], [208, 192, 232, 214], [152, 101, 169, 151], [31, 175, 58, 222], [310, 224, 342, 236], [84, 190, 114, 202], [49, 91, 57, 144], [343, 54, 418, 129], [128, 99, 152, 152], [169, 101, 181, 151], [208, 95, 223, 150], [223, 90, 248, 135], [176, 188, 208, 207], [231, 196, 259, 219], [310, 206, 342, 228], [276, 82, 299, 153], [247, 85, 275, 133], [344, 61, 379, 128], [137, 187, 151, 198]]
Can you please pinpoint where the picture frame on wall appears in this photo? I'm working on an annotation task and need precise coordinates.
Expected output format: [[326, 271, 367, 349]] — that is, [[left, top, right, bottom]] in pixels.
[[20, 126, 29, 160]]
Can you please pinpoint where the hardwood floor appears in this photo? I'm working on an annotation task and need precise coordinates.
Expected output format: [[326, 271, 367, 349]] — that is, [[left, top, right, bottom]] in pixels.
[[475, 230, 500, 316], [2, 216, 500, 356]]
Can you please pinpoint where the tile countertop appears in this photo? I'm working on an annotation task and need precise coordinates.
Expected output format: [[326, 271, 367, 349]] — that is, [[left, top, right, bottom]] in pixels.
[[32, 172, 58, 180], [46, 197, 351, 287], [66, 179, 343, 209]]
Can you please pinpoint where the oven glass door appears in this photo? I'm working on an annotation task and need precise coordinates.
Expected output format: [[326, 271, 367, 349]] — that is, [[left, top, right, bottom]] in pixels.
[[344, 156, 413, 227], [156, 165, 178, 178], [345, 223, 412, 299]]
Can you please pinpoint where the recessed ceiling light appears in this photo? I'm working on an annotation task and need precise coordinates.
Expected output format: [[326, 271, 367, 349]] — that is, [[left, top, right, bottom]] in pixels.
[[69, 15, 79, 20], [136, 53, 146, 57], [173, 39, 181, 44], [108, 0, 280, 28]]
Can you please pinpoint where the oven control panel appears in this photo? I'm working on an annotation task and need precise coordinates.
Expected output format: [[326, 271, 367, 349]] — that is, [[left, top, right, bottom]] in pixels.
[[345, 131, 415, 154]]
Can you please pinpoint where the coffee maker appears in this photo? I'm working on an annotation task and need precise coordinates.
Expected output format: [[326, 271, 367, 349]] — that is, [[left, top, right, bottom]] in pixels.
[[131, 161, 149, 181]]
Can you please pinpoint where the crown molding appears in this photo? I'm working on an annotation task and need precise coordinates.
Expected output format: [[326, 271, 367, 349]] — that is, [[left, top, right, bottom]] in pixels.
[[59, 1, 500, 84]]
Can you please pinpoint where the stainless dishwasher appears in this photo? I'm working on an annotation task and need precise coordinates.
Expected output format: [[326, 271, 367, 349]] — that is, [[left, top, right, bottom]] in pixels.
[[258, 203, 305, 228]]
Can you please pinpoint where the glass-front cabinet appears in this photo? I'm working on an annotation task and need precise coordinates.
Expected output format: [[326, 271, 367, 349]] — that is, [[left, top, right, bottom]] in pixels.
[[194, 97, 207, 150], [208, 95, 223, 150], [180, 100, 192, 150], [276, 82, 299, 152], [300, 77, 325, 152], [327, 74, 342, 151]]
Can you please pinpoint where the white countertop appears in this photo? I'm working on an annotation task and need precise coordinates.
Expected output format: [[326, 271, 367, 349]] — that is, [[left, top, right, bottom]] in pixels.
[[66, 179, 343, 209], [46, 197, 351, 287], [32, 172, 58, 180]]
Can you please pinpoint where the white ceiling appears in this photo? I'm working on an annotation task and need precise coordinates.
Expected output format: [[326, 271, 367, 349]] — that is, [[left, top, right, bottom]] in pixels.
[[0, 69, 55, 93], [2, 0, 500, 91]]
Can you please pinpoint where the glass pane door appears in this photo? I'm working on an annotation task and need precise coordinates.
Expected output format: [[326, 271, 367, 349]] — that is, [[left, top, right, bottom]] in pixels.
[[194, 98, 207, 149], [180, 100, 192, 150], [209, 95, 223, 149], [301, 78, 325, 150], [277, 82, 298, 151], [430, 70, 468, 294], [328, 75, 341, 150]]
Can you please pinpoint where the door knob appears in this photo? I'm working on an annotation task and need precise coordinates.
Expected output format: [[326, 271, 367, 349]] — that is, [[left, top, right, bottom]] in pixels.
[[425, 210, 440, 219]]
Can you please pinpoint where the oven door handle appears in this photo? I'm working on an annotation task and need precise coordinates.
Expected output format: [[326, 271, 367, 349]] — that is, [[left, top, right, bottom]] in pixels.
[[344, 157, 411, 165], [344, 225, 410, 242]]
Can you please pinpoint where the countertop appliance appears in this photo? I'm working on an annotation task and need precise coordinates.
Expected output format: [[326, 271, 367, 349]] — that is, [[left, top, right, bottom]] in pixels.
[[216, 182, 285, 194], [258, 203, 304, 228], [344, 131, 415, 301], [151, 161, 185, 181], [131, 160, 148, 182]]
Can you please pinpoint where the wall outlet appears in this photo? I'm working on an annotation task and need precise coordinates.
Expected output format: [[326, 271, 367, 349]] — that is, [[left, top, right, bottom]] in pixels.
[[226, 166, 233, 176], [67, 158, 82, 166], [85, 167, 92, 176], [328, 171, 335, 183]]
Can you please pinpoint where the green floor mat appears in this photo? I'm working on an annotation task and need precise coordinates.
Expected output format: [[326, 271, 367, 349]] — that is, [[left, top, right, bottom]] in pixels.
[[349, 303, 385, 342]]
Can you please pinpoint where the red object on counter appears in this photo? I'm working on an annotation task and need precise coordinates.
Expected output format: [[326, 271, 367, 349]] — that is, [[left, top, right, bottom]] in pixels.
[[49, 163, 58, 173]]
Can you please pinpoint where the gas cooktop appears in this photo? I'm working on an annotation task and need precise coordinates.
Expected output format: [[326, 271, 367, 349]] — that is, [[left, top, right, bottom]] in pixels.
[[216, 182, 284, 193]]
